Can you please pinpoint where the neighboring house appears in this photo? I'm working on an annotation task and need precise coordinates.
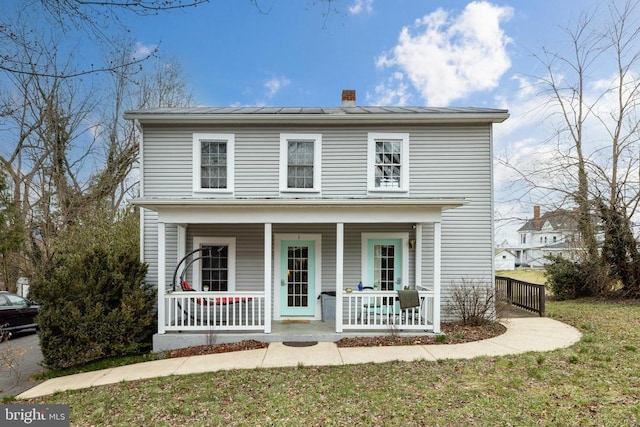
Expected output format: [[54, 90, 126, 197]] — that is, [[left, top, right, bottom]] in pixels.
[[125, 90, 508, 351], [495, 249, 516, 271], [513, 206, 583, 269]]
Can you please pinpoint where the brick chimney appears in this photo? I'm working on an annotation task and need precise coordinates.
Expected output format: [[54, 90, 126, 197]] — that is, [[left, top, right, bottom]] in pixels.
[[341, 90, 356, 107], [533, 205, 541, 228]]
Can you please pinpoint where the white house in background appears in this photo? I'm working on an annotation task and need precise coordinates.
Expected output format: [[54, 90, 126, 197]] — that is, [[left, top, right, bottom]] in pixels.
[[495, 249, 516, 271], [124, 90, 508, 351], [512, 206, 583, 269]]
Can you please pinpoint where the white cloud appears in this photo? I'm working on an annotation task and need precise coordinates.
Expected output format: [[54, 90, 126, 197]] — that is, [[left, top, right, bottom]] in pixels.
[[349, 0, 373, 15], [376, 1, 513, 106], [131, 42, 157, 60], [368, 72, 411, 106], [264, 76, 291, 98]]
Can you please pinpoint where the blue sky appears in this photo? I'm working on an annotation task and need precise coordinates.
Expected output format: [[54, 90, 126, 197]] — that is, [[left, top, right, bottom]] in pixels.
[[2, 0, 631, 243], [121, 0, 599, 108], [117, 0, 623, 243]]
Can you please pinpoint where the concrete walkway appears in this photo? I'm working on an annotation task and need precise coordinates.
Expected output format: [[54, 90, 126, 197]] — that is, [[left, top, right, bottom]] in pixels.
[[17, 317, 581, 400]]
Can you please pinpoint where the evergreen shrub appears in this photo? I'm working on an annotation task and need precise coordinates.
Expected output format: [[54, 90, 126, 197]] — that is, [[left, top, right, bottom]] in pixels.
[[31, 209, 155, 369]]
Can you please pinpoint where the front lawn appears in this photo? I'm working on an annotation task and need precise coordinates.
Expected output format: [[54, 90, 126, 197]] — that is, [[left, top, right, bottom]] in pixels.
[[496, 268, 547, 285], [27, 299, 640, 426]]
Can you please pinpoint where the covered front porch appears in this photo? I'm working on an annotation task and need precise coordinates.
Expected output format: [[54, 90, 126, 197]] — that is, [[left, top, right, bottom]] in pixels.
[[140, 198, 466, 351]]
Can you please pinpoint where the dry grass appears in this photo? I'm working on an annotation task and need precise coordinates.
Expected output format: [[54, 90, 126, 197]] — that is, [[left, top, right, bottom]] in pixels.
[[24, 298, 640, 426], [496, 269, 547, 285]]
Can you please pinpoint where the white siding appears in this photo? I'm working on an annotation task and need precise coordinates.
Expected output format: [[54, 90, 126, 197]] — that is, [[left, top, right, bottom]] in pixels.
[[186, 224, 265, 291], [140, 122, 495, 318]]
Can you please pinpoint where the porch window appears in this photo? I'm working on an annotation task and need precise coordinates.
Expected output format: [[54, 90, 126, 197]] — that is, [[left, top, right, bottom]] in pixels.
[[368, 132, 409, 192], [193, 133, 235, 194], [192, 237, 236, 291], [201, 245, 228, 291], [280, 133, 322, 193]]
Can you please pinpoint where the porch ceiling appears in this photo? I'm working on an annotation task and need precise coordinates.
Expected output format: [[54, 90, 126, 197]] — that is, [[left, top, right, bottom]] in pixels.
[[132, 197, 467, 224]]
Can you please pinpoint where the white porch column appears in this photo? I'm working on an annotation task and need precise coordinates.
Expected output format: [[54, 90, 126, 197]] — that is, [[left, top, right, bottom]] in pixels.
[[176, 225, 187, 288], [157, 221, 166, 335], [264, 223, 272, 334], [433, 221, 441, 333], [177, 225, 187, 267], [335, 223, 344, 333], [415, 223, 423, 288]]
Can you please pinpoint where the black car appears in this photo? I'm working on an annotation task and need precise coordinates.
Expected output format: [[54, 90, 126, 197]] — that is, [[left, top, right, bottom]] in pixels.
[[0, 291, 39, 336]]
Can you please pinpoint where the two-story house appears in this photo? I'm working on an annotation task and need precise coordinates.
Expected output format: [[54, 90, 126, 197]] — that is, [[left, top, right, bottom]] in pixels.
[[125, 90, 508, 351], [513, 206, 582, 268]]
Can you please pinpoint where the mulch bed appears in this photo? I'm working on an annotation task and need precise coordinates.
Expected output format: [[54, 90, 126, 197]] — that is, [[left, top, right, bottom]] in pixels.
[[164, 340, 268, 359], [336, 321, 506, 347], [162, 321, 506, 359]]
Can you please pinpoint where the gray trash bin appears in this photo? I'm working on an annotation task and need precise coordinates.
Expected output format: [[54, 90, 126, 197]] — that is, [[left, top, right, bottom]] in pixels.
[[319, 291, 336, 322]]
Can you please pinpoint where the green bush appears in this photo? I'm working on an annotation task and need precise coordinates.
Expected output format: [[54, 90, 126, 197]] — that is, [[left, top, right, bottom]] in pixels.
[[544, 256, 608, 300], [30, 209, 155, 369]]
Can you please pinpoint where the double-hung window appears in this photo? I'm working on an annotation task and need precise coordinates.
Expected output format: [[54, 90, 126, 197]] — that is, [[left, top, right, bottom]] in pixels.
[[193, 237, 236, 292], [367, 133, 409, 193], [280, 134, 322, 193], [193, 133, 235, 194]]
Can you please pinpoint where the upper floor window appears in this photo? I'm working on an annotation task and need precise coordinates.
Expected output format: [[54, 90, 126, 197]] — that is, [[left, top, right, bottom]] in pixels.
[[280, 133, 322, 193], [193, 133, 235, 194], [520, 234, 527, 244], [368, 132, 409, 192]]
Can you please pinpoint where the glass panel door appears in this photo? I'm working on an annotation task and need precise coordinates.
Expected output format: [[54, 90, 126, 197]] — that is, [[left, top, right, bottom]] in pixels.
[[367, 238, 402, 311], [367, 239, 402, 290], [281, 240, 315, 316]]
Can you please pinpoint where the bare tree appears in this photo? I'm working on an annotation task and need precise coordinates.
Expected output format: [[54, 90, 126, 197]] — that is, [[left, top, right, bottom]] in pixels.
[[501, 1, 640, 295], [536, 10, 604, 259], [91, 52, 194, 211], [0, 0, 206, 78], [0, 27, 193, 283]]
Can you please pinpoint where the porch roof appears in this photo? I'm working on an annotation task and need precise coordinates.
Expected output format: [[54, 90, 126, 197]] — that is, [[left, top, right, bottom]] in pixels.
[[131, 197, 467, 224]]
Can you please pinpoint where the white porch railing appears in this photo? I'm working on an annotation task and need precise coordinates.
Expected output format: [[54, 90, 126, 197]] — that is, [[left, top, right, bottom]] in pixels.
[[163, 290, 433, 333], [342, 290, 434, 331], [164, 291, 266, 332]]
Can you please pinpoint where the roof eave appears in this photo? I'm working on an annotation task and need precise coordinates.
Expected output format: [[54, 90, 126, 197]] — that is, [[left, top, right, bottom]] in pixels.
[[123, 112, 509, 125], [130, 197, 468, 211]]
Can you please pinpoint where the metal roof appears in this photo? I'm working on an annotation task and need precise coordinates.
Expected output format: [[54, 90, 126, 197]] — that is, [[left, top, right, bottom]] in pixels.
[[124, 106, 509, 124]]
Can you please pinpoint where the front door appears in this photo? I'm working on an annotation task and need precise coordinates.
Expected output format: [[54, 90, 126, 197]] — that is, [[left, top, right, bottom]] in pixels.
[[280, 240, 316, 316], [366, 238, 403, 290]]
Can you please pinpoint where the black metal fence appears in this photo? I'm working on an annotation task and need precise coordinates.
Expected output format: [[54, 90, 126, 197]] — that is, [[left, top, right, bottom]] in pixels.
[[495, 276, 545, 316]]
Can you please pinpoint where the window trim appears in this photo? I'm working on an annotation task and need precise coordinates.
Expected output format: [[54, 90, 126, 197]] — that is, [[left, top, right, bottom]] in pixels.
[[192, 237, 236, 292], [192, 133, 235, 195], [367, 132, 410, 193], [279, 133, 322, 194]]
